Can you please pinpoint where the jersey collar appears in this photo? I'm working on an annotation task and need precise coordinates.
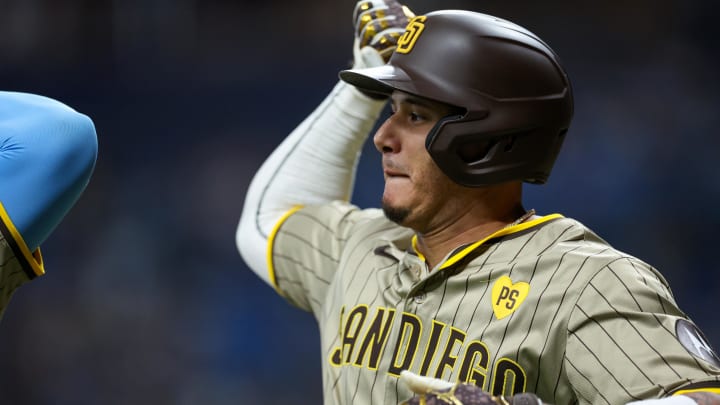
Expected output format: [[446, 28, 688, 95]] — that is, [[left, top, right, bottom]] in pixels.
[[411, 213, 565, 271]]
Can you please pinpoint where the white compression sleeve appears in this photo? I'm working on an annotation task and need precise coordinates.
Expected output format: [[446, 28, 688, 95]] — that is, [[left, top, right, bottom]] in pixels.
[[627, 396, 697, 405], [236, 81, 387, 286]]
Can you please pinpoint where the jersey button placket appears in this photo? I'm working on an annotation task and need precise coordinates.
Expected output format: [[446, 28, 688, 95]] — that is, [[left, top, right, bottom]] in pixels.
[[410, 264, 423, 279]]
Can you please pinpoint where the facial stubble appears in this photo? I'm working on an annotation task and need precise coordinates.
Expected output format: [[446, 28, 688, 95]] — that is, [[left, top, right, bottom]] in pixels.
[[382, 198, 411, 225]]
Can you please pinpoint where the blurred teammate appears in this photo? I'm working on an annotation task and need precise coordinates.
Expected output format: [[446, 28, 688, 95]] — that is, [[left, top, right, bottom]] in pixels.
[[0, 91, 98, 319], [236, 1, 720, 404]]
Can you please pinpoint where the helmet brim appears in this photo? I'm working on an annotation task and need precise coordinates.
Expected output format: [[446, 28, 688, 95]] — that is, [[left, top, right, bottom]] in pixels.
[[339, 65, 410, 98], [340, 64, 468, 109]]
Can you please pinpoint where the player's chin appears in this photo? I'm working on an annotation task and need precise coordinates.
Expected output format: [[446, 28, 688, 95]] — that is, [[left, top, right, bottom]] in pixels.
[[382, 184, 408, 208], [383, 177, 413, 199], [381, 197, 412, 225]]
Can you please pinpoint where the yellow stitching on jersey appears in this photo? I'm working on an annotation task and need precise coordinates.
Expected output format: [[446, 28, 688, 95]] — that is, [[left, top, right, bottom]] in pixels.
[[0, 201, 44, 276], [266, 205, 304, 290], [438, 214, 564, 270]]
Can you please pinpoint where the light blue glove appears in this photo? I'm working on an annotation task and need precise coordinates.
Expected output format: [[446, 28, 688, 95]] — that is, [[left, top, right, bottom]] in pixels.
[[0, 91, 98, 250]]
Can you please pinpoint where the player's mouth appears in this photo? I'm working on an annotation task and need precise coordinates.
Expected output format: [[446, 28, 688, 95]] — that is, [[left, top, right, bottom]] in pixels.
[[382, 160, 410, 179], [384, 168, 408, 178]]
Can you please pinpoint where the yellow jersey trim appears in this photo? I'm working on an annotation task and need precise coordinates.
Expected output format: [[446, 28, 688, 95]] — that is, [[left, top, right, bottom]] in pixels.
[[0, 201, 45, 277], [438, 213, 564, 270], [411, 237, 426, 262], [266, 205, 304, 290], [673, 388, 720, 396]]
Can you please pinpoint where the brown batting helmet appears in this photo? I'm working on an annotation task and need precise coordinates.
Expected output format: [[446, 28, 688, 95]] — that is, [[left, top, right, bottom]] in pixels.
[[339, 10, 573, 187]]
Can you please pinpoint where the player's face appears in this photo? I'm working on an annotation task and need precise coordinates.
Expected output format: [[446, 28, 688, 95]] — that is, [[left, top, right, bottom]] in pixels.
[[373, 91, 469, 231]]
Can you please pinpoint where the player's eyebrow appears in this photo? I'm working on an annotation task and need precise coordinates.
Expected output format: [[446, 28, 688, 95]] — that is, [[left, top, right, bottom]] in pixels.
[[402, 96, 435, 109], [391, 92, 455, 115], [391, 93, 464, 118], [392, 93, 435, 109]]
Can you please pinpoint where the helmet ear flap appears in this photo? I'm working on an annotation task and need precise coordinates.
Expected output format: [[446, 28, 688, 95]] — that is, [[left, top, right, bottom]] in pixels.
[[458, 139, 497, 164], [425, 109, 486, 152], [425, 113, 465, 151], [427, 115, 562, 187]]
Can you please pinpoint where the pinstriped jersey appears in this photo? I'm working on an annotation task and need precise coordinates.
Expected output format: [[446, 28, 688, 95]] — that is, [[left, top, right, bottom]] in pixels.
[[268, 201, 720, 405], [0, 201, 44, 320]]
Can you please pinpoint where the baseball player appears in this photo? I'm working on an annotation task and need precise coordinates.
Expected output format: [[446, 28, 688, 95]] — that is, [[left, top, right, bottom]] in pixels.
[[235, 1, 720, 404], [0, 91, 98, 320]]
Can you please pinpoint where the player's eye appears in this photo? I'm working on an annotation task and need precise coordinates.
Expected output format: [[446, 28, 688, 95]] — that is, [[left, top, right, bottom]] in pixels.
[[409, 111, 424, 122]]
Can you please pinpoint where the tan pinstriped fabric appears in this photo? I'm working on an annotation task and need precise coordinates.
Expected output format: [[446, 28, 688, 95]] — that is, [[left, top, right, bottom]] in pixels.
[[0, 213, 37, 320], [0, 238, 27, 319], [270, 201, 720, 405]]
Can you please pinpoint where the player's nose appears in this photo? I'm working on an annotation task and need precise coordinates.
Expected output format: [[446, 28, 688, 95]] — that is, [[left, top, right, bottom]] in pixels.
[[373, 116, 401, 154]]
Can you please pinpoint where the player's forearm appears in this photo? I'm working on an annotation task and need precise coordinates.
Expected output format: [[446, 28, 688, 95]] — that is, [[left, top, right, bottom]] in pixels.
[[236, 81, 386, 282], [0, 91, 98, 250]]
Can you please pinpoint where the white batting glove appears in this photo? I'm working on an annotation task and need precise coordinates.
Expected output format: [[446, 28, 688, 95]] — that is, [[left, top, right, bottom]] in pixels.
[[399, 370, 455, 394], [626, 397, 697, 405], [399, 370, 546, 405], [352, 0, 415, 68]]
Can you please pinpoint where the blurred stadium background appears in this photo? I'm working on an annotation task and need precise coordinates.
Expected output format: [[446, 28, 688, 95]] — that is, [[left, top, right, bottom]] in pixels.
[[1, 1, 718, 404]]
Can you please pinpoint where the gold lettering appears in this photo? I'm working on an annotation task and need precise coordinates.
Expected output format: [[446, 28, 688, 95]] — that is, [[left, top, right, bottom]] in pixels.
[[328, 306, 529, 392], [459, 341, 490, 388], [342, 305, 368, 364], [388, 313, 422, 376], [434, 327, 466, 379], [491, 358, 527, 397], [354, 307, 396, 370], [420, 320, 445, 375]]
